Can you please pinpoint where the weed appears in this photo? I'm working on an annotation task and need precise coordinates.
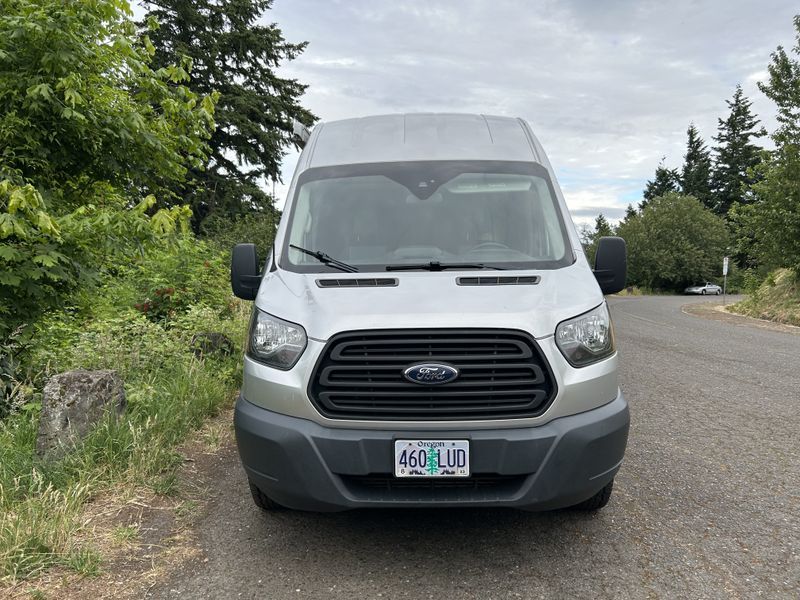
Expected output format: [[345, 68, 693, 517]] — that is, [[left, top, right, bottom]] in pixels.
[[174, 500, 200, 523], [111, 525, 139, 544], [64, 547, 102, 577]]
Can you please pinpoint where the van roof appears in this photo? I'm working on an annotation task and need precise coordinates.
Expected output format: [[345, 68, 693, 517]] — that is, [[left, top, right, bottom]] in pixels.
[[303, 113, 542, 168]]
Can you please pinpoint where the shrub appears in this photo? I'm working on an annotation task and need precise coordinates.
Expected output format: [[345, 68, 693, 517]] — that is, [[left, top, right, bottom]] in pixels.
[[201, 210, 281, 261]]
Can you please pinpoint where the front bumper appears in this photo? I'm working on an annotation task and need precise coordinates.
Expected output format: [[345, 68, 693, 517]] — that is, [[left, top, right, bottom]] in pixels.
[[234, 391, 629, 512]]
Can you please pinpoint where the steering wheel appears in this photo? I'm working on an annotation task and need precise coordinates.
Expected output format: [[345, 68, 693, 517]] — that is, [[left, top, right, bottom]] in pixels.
[[467, 241, 512, 252]]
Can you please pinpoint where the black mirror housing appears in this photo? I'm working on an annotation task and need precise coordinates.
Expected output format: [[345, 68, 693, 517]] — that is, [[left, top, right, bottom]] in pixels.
[[593, 236, 627, 295], [231, 243, 261, 300]]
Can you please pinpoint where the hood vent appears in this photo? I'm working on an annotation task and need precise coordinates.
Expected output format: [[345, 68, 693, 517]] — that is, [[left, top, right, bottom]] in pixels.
[[457, 275, 540, 286], [316, 278, 398, 288]]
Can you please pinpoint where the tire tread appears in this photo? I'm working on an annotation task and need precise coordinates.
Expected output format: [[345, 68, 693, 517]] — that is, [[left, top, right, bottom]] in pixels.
[[570, 480, 614, 511], [248, 480, 285, 511]]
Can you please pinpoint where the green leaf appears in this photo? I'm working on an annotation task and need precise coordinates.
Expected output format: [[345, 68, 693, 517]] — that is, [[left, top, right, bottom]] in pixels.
[[26, 83, 53, 101], [32, 254, 58, 267], [0, 271, 22, 286], [0, 244, 21, 261]]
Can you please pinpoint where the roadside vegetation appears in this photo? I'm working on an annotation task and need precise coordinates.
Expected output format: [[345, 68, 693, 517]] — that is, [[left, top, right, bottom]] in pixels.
[[0, 0, 310, 584], [581, 15, 800, 298], [729, 269, 800, 327]]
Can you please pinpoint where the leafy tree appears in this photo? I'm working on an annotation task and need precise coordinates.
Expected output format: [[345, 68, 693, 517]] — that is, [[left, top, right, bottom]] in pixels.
[[711, 85, 766, 215], [141, 0, 317, 223], [642, 159, 679, 208], [680, 124, 714, 209], [732, 15, 800, 274], [0, 0, 215, 333], [616, 193, 729, 291], [0, 0, 215, 206]]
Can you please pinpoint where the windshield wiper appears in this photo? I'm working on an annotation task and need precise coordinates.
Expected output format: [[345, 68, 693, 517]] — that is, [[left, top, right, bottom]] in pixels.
[[385, 261, 505, 272], [289, 245, 359, 273]]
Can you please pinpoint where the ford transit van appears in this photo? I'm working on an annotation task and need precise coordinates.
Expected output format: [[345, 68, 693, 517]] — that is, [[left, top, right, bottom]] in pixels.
[[231, 113, 629, 512]]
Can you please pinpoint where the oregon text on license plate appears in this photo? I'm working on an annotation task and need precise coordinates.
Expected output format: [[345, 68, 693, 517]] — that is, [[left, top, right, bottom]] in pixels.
[[394, 440, 470, 477]]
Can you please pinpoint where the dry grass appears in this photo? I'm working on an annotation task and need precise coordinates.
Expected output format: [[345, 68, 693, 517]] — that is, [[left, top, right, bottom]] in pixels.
[[729, 268, 800, 327], [0, 408, 236, 599]]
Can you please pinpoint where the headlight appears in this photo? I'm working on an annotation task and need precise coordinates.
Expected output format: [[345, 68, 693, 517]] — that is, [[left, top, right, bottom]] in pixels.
[[247, 309, 307, 369], [555, 303, 615, 367]]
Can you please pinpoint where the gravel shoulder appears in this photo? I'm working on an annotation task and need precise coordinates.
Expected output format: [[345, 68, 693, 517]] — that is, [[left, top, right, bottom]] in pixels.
[[682, 296, 800, 336]]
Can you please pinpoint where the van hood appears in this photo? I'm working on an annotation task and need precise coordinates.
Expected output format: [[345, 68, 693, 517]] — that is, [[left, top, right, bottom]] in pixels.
[[254, 261, 604, 341]]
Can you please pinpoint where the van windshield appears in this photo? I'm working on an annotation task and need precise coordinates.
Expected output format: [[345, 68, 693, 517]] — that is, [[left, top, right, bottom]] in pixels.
[[280, 161, 574, 273]]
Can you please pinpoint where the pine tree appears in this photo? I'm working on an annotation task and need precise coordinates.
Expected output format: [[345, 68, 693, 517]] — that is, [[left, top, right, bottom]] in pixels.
[[141, 0, 316, 224], [585, 213, 615, 265], [680, 124, 714, 209], [642, 159, 679, 208], [593, 214, 614, 238], [711, 85, 766, 215], [623, 204, 638, 222]]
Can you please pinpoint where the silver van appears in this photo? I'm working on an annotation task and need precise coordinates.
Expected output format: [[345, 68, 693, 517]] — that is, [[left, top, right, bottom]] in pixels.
[[231, 113, 629, 512]]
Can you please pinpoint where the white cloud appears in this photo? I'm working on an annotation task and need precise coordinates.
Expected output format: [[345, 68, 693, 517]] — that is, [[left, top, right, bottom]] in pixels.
[[264, 0, 797, 222]]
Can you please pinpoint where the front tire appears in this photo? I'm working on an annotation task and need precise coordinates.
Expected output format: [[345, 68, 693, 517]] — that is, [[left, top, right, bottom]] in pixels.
[[701, 289, 707, 295], [570, 480, 614, 511], [716, 289, 721, 295], [248, 479, 285, 511]]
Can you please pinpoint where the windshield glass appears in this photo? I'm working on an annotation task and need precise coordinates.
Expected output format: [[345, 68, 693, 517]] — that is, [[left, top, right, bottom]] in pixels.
[[281, 161, 574, 272]]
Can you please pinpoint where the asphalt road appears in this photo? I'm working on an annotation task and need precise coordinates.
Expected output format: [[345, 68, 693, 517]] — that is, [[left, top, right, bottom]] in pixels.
[[152, 296, 800, 599]]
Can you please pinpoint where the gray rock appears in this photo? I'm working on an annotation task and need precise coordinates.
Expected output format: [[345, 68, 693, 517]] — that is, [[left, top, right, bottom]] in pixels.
[[36, 369, 126, 458]]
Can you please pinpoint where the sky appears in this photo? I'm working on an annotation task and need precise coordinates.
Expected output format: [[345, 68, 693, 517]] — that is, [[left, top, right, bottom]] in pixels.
[[259, 0, 798, 227]]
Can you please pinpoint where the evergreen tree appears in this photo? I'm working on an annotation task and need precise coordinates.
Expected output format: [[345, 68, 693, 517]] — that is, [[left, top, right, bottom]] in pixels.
[[593, 214, 614, 238], [642, 159, 679, 208], [711, 85, 766, 215], [141, 0, 316, 224], [623, 204, 638, 222], [680, 124, 714, 209], [585, 213, 615, 265]]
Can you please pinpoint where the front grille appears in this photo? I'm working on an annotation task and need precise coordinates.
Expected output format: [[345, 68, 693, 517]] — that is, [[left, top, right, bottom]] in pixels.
[[309, 329, 556, 420]]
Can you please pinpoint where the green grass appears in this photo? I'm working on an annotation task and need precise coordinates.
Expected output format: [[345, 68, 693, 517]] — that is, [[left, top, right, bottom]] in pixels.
[[0, 278, 249, 583], [729, 268, 800, 326], [111, 525, 139, 544]]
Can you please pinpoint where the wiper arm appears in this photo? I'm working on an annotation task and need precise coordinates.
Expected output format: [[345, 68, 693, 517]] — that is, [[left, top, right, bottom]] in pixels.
[[289, 245, 359, 273], [385, 261, 505, 272]]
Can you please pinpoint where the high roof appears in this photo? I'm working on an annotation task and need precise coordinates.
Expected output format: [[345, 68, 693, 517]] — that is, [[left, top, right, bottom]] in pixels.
[[303, 113, 541, 168]]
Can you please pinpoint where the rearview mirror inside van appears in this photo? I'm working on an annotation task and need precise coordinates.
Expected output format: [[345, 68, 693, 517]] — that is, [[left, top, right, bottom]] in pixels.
[[231, 243, 261, 300], [593, 237, 627, 295]]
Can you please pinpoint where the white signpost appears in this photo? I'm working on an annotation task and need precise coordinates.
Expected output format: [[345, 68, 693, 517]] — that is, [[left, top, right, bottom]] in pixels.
[[722, 256, 729, 305]]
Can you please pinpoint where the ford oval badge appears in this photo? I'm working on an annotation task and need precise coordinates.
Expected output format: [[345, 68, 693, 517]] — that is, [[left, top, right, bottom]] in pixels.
[[403, 363, 459, 385]]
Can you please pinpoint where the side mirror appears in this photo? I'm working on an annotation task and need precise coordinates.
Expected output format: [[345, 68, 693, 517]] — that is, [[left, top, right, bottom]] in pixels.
[[231, 243, 261, 300], [593, 237, 627, 295]]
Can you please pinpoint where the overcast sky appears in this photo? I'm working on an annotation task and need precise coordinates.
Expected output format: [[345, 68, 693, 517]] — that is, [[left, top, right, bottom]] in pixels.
[[262, 0, 797, 226]]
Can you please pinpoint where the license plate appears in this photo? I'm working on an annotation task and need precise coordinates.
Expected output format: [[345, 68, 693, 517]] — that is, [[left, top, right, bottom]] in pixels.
[[394, 440, 470, 477]]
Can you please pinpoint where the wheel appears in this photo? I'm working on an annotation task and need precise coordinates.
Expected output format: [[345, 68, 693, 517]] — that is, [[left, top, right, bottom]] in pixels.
[[248, 479, 285, 511], [701, 289, 707, 295], [570, 480, 614, 511], [716, 289, 721, 295]]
